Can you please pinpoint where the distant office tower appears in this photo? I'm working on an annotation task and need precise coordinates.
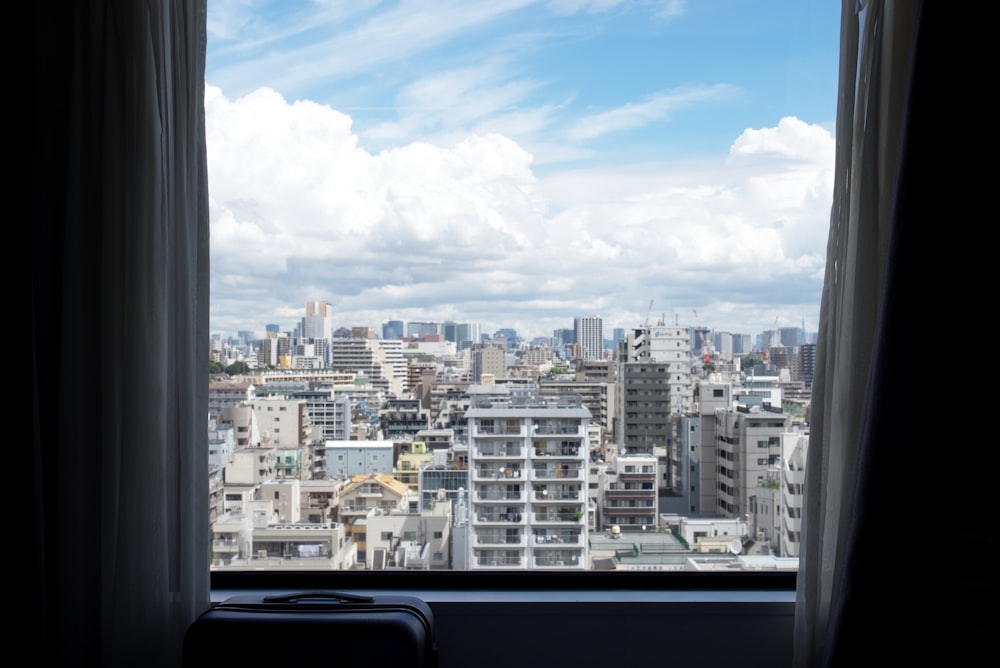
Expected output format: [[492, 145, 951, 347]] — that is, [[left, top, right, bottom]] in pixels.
[[612, 328, 625, 345], [732, 333, 751, 355], [301, 301, 333, 345], [466, 388, 590, 570], [471, 345, 505, 382], [713, 332, 733, 360], [494, 328, 519, 348], [553, 328, 575, 346], [619, 324, 692, 416], [265, 323, 281, 334], [383, 320, 404, 340], [352, 326, 376, 339], [455, 323, 480, 350], [441, 321, 458, 342], [798, 343, 817, 387], [407, 321, 439, 338], [574, 316, 603, 361], [779, 327, 802, 347]]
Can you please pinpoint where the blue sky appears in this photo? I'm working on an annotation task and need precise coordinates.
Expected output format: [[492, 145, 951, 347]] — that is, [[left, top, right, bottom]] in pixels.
[[205, 0, 841, 341]]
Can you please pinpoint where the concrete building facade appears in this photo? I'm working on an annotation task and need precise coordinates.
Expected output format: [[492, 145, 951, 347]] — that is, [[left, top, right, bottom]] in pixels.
[[466, 388, 591, 570]]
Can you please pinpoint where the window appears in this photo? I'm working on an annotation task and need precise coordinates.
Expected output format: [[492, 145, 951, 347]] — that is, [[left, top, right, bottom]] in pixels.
[[37, 2, 962, 665], [205, 1, 835, 578]]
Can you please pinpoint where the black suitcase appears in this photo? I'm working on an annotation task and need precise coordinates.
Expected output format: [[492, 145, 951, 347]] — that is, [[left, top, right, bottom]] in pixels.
[[183, 591, 437, 667]]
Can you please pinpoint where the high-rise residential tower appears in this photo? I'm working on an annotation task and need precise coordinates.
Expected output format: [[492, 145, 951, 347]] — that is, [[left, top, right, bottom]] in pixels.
[[466, 387, 591, 570], [573, 316, 604, 361]]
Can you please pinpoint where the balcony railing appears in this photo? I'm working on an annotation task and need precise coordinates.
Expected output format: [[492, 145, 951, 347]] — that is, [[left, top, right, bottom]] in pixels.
[[475, 556, 523, 568], [474, 512, 524, 523], [473, 467, 523, 481], [533, 444, 582, 457], [532, 467, 583, 480], [475, 489, 525, 501], [604, 488, 654, 497], [476, 534, 527, 547], [533, 490, 580, 502], [533, 511, 585, 523], [533, 531, 581, 545], [533, 554, 582, 568], [476, 446, 523, 458]]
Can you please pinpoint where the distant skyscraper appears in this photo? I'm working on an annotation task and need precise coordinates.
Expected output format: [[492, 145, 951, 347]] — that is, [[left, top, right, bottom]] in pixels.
[[265, 323, 280, 334], [301, 301, 333, 340], [383, 320, 404, 340], [574, 316, 604, 361], [471, 345, 505, 382], [553, 328, 575, 345], [799, 343, 817, 387], [407, 321, 439, 338], [301, 300, 334, 366], [612, 328, 625, 345], [455, 323, 480, 350]]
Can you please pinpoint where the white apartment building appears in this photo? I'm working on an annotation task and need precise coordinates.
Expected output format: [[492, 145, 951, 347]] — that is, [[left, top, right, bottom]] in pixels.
[[620, 323, 692, 415], [779, 432, 808, 557], [325, 440, 395, 478], [330, 338, 404, 397], [574, 316, 604, 361], [714, 403, 791, 518], [466, 387, 591, 570]]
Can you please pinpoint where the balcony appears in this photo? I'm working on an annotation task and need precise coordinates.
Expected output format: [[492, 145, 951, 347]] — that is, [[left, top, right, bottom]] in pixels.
[[472, 425, 524, 438], [476, 533, 528, 547], [472, 467, 523, 482], [604, 488, 654, 498], [475, 489, 525, 502], [533, 489, 580, 502], [474, 555, 524, 568], [533, 553, 583, 568], [532, 442, 582, 457], [616, 470, 656, 482], [602, 505, 656, 516], [476, 445, 523, 458], [474, 511, 525, 524], [533, 531, 581, 545], [533, 510, 585, 524], [531, 467, 583, 481]]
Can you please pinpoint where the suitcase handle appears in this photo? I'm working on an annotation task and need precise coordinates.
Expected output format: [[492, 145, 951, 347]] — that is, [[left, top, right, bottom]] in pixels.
[[262, 591, 375, 604]]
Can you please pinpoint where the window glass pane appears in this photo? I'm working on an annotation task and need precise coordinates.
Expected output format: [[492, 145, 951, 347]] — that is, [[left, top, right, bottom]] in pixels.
[[206, 1, 835, 574]]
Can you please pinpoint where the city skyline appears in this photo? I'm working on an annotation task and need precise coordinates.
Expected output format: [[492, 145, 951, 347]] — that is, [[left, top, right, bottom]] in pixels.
[[217, 310, 813, 348], [206, 2, 839, 340]]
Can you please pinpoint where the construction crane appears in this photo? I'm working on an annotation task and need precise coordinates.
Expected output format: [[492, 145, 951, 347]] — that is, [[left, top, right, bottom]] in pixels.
[[644, 299, 654, 327], [763, 315, 779, 364], [693, 310, 711, 365]]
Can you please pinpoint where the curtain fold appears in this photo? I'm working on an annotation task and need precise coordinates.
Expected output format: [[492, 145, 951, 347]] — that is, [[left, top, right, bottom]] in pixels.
[[793, 2, 922, 665], [32, 1, 210, 665]]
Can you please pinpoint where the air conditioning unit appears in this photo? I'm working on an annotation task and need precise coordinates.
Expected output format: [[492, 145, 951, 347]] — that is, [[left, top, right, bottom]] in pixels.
[[756, 530, 766, 541]]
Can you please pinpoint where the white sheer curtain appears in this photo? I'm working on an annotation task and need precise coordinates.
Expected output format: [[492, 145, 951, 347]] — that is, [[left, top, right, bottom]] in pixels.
[[32, 1, 210, 665], [793, 2, 923, 665]]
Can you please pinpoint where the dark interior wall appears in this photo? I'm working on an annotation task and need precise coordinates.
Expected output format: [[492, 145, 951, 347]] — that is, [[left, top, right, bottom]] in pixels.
[[429, 598, 793, 668]]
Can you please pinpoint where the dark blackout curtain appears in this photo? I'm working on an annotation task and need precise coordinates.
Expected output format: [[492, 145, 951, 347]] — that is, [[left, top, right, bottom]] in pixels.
[[794, 1, 988, 665], [32, 2, 210, 666]]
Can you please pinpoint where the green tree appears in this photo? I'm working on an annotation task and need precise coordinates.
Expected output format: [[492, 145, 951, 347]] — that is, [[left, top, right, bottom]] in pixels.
[[225, 361, 249, 375]]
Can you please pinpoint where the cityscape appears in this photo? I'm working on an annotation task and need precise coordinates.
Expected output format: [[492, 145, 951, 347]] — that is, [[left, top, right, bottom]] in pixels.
[[208, 301, 814, 572]]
